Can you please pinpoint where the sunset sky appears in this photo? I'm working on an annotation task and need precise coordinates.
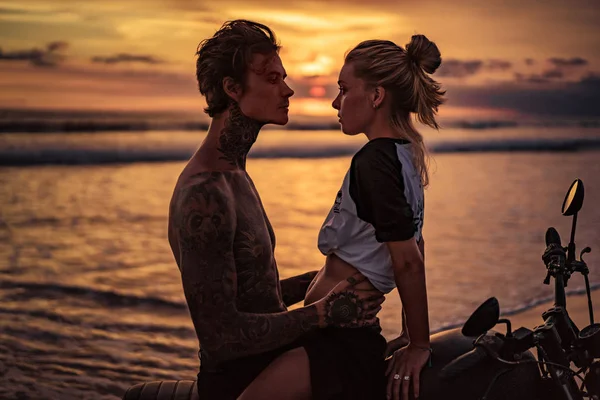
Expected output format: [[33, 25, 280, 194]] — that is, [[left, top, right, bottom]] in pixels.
[[1, 0, 599, 122]]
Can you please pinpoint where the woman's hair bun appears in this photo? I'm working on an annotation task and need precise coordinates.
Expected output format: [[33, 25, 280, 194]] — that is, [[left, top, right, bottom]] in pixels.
[[405, 34, 442, 75]]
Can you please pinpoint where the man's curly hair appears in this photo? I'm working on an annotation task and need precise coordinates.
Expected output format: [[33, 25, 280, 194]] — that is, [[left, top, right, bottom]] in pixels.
[[196, 20, 281, 117]]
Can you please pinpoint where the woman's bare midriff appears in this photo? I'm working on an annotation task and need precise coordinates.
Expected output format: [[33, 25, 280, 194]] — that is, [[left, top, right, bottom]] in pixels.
[[304, 253, 382, 305]]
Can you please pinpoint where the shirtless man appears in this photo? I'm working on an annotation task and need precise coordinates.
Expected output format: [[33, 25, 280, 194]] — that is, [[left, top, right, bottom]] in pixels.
[[167, 20, 385, 399]]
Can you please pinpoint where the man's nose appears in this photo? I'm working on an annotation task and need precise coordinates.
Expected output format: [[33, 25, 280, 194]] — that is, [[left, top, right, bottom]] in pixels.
[[283, 82, 294, 98]]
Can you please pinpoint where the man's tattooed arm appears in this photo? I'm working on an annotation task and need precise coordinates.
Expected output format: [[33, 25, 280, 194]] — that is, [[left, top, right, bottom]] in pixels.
[[280, 271, 319, 307], [177, 176, 323, 365]]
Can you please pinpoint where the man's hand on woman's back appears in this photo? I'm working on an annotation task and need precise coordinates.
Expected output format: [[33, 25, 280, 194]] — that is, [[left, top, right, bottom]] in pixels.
[[316, 272, 385, 328]]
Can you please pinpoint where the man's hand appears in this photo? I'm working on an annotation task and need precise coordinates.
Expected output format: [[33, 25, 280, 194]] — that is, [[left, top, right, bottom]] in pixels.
[[317, 272, 385, 328]]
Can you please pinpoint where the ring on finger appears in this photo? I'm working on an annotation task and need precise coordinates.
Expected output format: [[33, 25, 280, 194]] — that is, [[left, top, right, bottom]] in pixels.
[[393, 374, 401, 380], [403, 375, 410, 381]]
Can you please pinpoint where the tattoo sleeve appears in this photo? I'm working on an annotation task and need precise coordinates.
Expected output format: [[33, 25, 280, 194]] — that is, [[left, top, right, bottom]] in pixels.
[[280, 271, 319, 307], [177, 176, 320, 366]]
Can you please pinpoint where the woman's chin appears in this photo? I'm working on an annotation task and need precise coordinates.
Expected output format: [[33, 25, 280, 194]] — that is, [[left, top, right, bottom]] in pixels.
[[341, 126, 360, 136]]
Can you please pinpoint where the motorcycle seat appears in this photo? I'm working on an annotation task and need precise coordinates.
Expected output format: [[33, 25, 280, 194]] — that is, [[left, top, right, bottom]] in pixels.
[[122, 380, 199, 400]]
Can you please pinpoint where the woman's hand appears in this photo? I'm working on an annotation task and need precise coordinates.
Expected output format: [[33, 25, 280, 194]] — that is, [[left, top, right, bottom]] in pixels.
[[385, 344, 431, 400], [384, 334, 410, 358]]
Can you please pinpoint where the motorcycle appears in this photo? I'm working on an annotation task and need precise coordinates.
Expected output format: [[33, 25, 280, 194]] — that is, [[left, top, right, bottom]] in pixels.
[[416, 178, 599, 400], [123, 178, 599, 400]]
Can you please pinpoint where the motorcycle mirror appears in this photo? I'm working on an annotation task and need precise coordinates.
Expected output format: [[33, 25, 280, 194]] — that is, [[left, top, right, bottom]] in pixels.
[[562, 178, 584, 216], [462, 297, 500, 337]]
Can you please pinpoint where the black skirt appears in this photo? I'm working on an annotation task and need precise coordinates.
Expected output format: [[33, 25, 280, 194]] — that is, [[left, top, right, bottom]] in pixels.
[[197, 326, 387, 400], [304, 326, 387, 400]]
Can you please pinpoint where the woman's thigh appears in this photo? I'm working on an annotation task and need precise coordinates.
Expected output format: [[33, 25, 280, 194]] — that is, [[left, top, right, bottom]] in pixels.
[[237, 347, 311, 400]]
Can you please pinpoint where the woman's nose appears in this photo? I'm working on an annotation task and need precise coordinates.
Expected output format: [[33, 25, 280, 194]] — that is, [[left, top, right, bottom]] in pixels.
[[332, 96, 340, 110]]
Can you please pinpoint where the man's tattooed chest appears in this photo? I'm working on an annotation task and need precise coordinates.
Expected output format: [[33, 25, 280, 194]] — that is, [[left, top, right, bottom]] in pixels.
[[233, 201, 282, 312]]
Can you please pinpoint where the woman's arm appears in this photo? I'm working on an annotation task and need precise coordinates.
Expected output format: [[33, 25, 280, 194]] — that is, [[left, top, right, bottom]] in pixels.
[[385, 237, 431, 400], [387, 238, 429, 347], [400, 236, 425, 336], [385, 237, 425, 357]]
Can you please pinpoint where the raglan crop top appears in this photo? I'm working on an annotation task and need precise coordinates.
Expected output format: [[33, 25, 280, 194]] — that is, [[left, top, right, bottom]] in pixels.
[[317, 137, 424, 293]]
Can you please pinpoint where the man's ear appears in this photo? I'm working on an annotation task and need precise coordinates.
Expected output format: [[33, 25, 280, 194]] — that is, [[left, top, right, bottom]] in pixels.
[[223, 77, 243, 103], [371, 86, 386, 109]]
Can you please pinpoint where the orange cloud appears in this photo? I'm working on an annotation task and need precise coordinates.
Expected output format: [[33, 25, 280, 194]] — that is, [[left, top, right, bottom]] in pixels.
[[0, 0, 598, 120]]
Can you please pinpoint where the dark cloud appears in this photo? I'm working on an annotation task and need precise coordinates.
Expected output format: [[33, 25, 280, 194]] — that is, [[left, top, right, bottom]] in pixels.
[[514, 72, 549, 84], [437, 58, 513, 78], [542, 69, 564, 79], [579, 73, 600, 91], [0, 7, 35, 15], [515, 68, 565, 83], [438, 56, 591, 79], [437, 59, 484, 78], [548, 57, 588, 67], [47, 41, 69, 52], [449, 72, 600, 117], [0, 41, 68, 67], [514, 56, 590, 83], [487, 59, 512, 71], [91, 53, 164, 65]]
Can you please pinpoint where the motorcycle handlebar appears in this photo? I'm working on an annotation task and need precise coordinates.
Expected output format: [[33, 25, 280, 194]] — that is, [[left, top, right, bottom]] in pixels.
[[439, 345, 488, 380], [545, 227, 562, 247]]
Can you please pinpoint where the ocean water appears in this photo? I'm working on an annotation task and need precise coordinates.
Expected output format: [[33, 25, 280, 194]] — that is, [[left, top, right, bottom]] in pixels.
[[1, 127, 600, 399]]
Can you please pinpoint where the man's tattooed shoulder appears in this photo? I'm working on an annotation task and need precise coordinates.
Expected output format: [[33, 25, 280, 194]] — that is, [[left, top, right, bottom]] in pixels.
[[174, 172, 238, 253]]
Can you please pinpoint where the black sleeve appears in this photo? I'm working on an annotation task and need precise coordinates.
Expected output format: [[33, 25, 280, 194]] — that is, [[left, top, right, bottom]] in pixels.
[[349, 141, 415, 243]]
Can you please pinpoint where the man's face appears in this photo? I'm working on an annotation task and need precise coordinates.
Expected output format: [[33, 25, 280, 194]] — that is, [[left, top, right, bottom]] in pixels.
[[237, 53, 294, 125], [332, 62, 374, 136]]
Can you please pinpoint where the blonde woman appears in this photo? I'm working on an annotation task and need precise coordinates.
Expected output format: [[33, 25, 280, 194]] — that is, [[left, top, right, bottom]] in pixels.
[[239, 35, 445, 400]]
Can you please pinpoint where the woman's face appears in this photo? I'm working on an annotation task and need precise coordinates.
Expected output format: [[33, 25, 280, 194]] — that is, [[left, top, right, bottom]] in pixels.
[[332, 62, 374, 136]]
